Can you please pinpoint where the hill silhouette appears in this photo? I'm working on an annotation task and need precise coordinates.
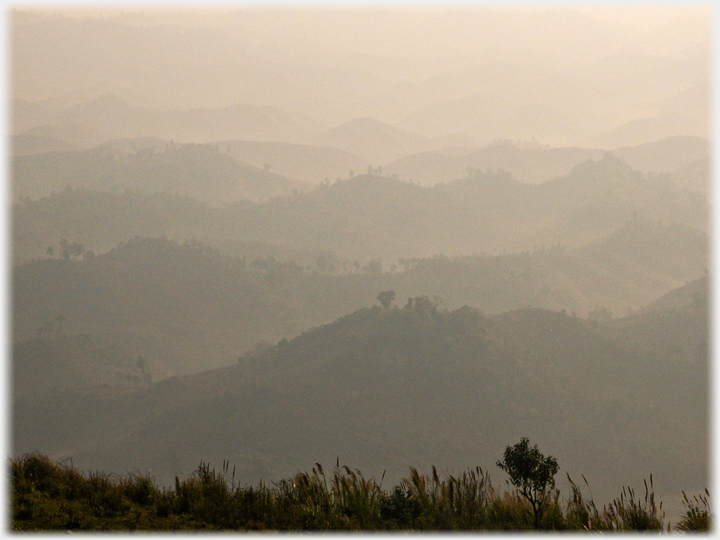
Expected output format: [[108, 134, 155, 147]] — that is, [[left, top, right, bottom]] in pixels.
[[609, 136, 708, 175], [219, 140, 370, 184], [384, 136, 710, 187], [12, 140, 311, 204], [384, 143, 605, 186], [16, 94, 326, 148], [301, 117, 439, 165], [205, 155, 706, 262], [11, 133, 83, 155]]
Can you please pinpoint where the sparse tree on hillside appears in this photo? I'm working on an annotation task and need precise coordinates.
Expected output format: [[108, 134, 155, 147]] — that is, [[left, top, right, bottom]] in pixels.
[[363, 260, 383, 275], [377, 290, 395, 309], [59, 238, 70, 259], [410, 295, 439, 313], [136, 356, 152, 385], [58, 239, 85, 260]]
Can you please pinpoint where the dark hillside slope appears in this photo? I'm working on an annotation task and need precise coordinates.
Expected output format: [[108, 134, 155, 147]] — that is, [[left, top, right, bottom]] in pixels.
[[14, 292, 707, 509], [13, 334, 147, 397], [12, 189, 219, 263], [640, 275, 708, 313], [12, 238, 305, 378]]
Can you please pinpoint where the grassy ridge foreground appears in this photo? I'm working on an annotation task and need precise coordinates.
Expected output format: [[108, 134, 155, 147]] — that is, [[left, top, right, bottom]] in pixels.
[[11, 453, 710, 532]]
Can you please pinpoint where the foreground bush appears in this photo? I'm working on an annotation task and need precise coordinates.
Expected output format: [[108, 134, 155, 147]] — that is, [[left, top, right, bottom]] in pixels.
[[10, 452, 710, 532]]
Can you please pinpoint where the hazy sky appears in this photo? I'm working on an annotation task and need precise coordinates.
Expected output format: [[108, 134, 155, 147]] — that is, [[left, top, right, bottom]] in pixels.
[[9, 5, 712, 147]]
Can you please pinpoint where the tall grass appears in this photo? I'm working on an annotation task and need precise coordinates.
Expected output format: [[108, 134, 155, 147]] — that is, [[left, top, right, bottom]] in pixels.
[[600, 476, 665, 531], [676, 489, 711, 532], [10, 452, 709, 532]]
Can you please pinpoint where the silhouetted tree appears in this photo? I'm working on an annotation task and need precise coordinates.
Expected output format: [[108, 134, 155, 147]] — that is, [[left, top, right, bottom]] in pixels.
[[497, 438, 559, 528]]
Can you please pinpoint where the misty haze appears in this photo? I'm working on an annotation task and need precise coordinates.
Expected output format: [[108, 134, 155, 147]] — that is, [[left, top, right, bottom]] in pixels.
[[10, 6, 710, 531]]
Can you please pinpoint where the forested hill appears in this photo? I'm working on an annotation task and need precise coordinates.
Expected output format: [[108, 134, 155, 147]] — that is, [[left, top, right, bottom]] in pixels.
[[13, 279, 707, 510], [383, 135, 708, 187], [13, 217, 705, 386], [12, 141, 311, 204], [13, 153, 707, 265]]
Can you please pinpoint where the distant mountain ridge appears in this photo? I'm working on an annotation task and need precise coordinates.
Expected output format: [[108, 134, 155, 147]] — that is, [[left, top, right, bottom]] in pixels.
[[11, 133, 84, 155], [384, 135, 709, 186], [385, 144, 606, 185], [12, 139, 312, 204], [14, 94, 327, 148], [218, 140, 370, 184], [300, 116, 439, 165]]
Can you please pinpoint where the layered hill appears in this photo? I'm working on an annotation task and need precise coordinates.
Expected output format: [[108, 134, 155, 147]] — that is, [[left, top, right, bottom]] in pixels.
[[13, 153, 707, 266], [300, 117, 443, 165], [214, 154, 707, 261], [13, 278, 707, 508], [14, 94, 326, 148], [13, 217, 707, 383], [219, 140, 370, 185], [609, 136, 710, 193], [11, 133, 84, 156], [383, 136, 709, 187], [610, 136, 708, 174], [12, 140, 311, 204], [384, 144, 606, 186]]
